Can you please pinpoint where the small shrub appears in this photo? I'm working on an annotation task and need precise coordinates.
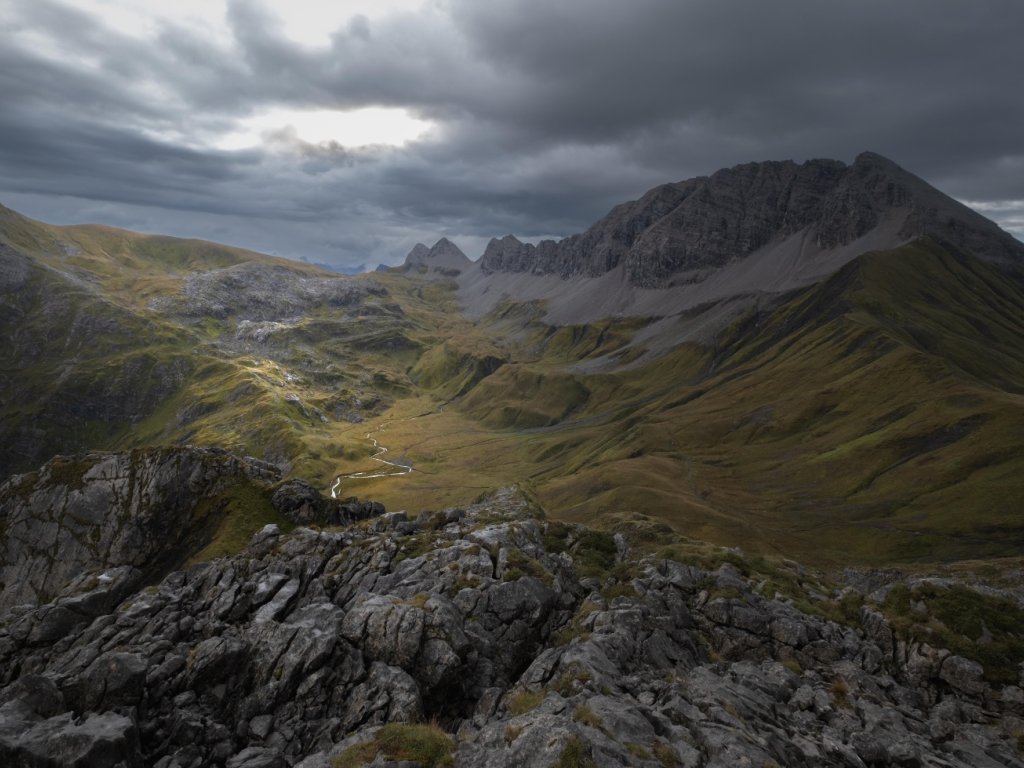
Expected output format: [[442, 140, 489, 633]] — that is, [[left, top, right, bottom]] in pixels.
[[551, 665, 593, 697], [707, 585, 744, 601], [556, 736, 596, 768], [452, 573, 480, 592], [44, 456, 93, 491], [782, 658, 802, 675], [503, 724, 523, 745], [503, 549, 553, 585], [572, 704, 603, 729], [651, 741, 679, 768], [625, 742, 652, 759], [573, 530, 617, 578], [542, 521, 572, 554], [507, 689, 544, 715], [830, 678, 850, 708], [402, 592, 430, 609], [834, 591, 865, 626]]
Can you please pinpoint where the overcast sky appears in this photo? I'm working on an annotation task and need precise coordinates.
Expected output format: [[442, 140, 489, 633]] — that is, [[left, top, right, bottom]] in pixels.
[[1, 0, 1022, 270]]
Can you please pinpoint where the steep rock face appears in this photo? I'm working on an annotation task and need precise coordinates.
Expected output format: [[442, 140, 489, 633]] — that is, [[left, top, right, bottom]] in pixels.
[[1, 480, 1021, 767], [479, 152, 1024, 288], [0, 448, 281, 611]]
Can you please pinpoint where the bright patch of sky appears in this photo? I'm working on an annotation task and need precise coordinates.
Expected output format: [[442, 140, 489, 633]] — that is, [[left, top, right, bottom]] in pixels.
[[58, 0, 425, 46], [216, 107, 434, 150], [964, 200, 1024, 238], [50, 1, 436, 150]]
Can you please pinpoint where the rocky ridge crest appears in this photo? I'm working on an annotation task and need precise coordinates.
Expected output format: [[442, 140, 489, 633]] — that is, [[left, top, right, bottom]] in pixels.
[[479, 152, 1024, 288], [1, 457, 1023, 767]]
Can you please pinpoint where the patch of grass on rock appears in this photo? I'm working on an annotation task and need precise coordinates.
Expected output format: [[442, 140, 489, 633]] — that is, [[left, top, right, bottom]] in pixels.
[[556, 736, 596, 768], [507, 689, 545, 715], [332, 722, 453, 768]]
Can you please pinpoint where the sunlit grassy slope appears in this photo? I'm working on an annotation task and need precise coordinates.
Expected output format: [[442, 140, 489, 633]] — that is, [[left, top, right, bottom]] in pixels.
[[3, 200, 1022, 567]]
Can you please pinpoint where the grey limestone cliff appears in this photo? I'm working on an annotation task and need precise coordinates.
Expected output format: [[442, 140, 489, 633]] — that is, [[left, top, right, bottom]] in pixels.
[[479, 152, 1024, 288]]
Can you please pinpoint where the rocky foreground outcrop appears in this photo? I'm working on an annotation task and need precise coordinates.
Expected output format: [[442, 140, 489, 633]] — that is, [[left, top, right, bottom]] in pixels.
[[0, 448, 281, 612], [1, 479, 1023, 766]]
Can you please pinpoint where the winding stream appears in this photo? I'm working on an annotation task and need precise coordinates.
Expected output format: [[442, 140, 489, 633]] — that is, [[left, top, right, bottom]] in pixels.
[[329, 422, 414, 499]]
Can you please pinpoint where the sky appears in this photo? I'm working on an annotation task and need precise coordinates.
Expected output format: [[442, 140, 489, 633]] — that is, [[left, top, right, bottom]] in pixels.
[[1, 0, 1023, 270]]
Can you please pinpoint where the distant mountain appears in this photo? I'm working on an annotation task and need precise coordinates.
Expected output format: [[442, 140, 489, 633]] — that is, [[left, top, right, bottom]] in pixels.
[[401, 237, 471, 278], [312, 261, 366, 275], [463, 152, 1024, 323]]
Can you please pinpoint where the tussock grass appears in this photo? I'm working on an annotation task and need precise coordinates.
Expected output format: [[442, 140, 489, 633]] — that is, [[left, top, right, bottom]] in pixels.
[[331, 722, 454, 768]]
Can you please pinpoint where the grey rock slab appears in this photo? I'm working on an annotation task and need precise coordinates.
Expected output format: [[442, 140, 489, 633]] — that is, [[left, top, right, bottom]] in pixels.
[[252, 578, 301, 624], [225, 746, 286, 768], [0, 703, 140, 767]]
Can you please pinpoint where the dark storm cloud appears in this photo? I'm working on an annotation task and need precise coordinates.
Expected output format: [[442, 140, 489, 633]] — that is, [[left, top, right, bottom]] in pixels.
[[1, 0, 1022, 268]]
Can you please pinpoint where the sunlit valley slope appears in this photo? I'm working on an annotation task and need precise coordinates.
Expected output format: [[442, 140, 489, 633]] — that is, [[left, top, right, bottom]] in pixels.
[[3, 151, 1024, 567]]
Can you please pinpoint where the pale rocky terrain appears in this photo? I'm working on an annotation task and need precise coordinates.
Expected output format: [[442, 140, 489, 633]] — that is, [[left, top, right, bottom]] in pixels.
[[150, 263, 385, 322], [2, 452, 1023, 767]]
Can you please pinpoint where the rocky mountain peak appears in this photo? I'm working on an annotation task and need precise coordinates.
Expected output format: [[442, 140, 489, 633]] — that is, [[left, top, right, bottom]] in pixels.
[[426, 237, 470, 265], [853, 150, 904, 170], [403, 236, 471, 277], [476, 152, 1024, 289], [403, 242, 430, 264]]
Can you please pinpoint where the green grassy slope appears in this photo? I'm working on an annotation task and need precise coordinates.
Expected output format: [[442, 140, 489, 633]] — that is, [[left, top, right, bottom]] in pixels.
[[532, 240, 1024, 564]]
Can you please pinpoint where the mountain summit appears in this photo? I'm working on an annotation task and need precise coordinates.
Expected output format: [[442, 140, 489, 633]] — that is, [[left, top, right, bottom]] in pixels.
[[402, 237, 471, 278], [463, 152, 1024, 323]]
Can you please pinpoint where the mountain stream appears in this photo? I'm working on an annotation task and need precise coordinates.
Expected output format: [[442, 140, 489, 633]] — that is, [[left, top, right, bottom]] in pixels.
[[329, 421, 413, 498]]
